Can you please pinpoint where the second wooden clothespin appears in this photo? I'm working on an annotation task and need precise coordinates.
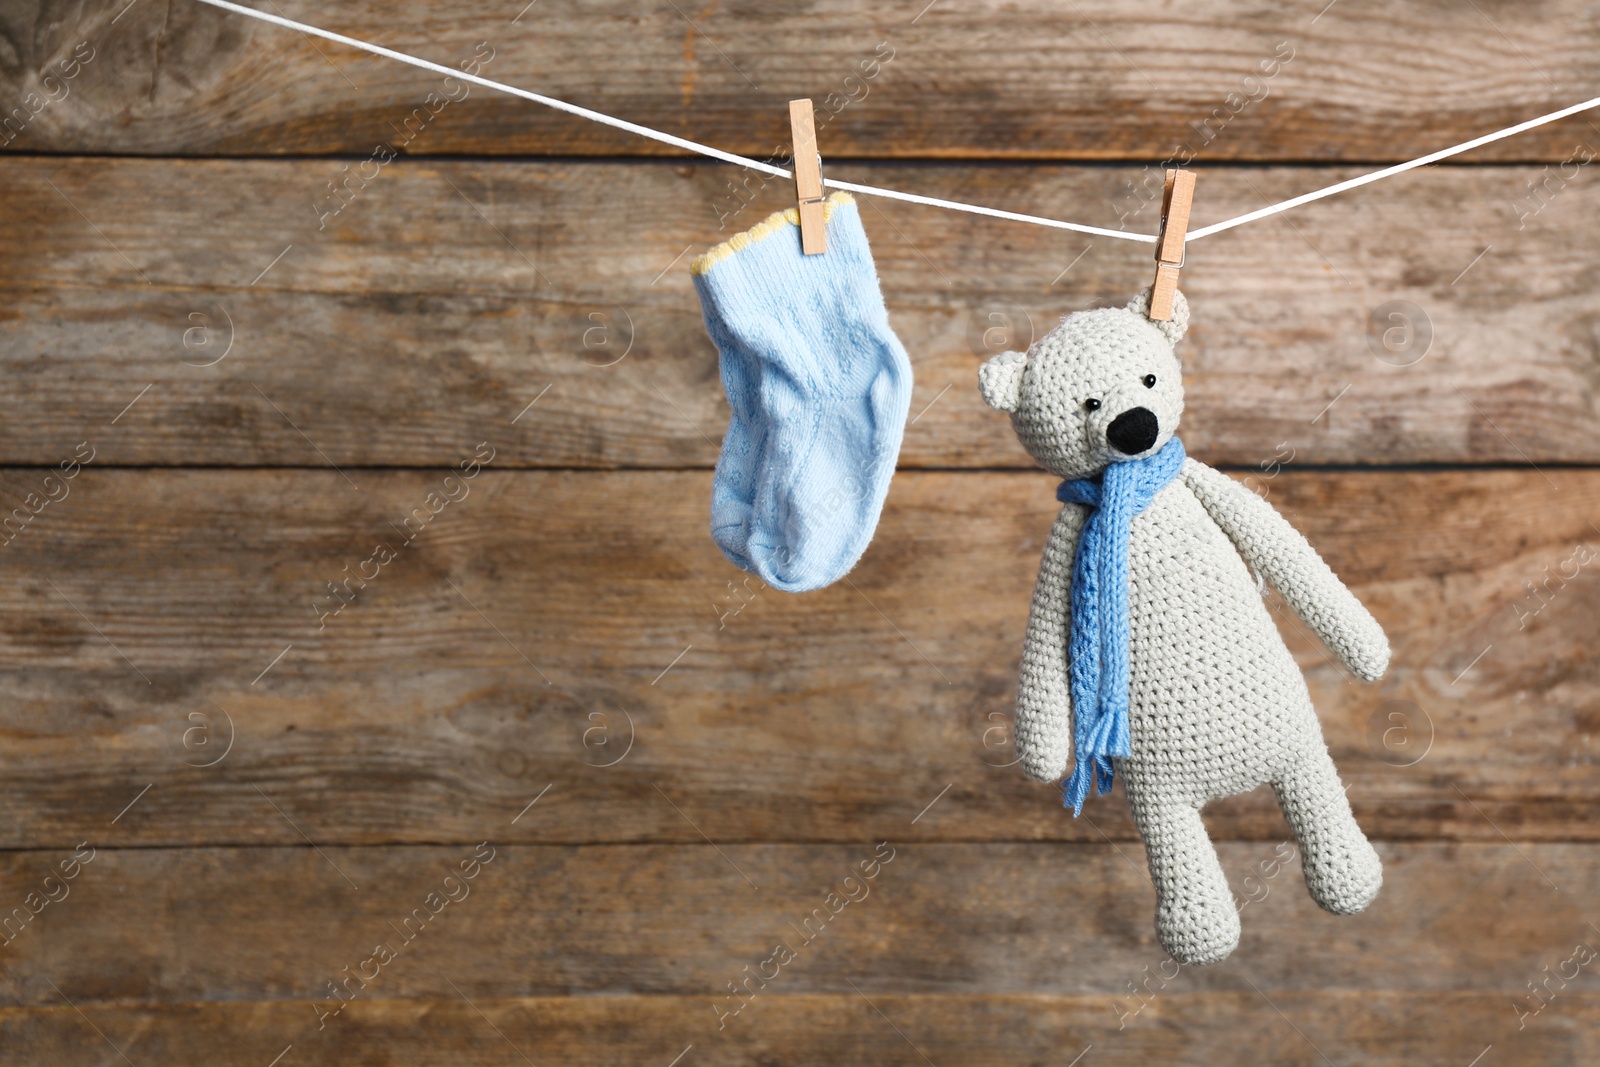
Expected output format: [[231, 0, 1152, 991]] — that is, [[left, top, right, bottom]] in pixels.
[[1149, 169, 1196, 321], [788, 98, 827, 255]]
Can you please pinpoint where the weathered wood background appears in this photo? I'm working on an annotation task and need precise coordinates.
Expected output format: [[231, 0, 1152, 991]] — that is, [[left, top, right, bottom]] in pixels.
[[1, 1, 1597, 1064]]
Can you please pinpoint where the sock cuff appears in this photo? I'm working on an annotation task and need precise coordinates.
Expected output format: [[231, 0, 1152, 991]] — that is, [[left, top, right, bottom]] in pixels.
[[691, 191, 855, 276]]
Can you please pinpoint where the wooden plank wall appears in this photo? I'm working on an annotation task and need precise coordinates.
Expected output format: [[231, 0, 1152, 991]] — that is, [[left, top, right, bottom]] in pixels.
[[1, 1, 1597, 1064]]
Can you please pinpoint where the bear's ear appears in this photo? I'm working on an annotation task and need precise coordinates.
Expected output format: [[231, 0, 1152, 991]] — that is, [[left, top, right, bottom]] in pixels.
[[1126, 287, 1189, 347], [978, 351, 1028, 412]]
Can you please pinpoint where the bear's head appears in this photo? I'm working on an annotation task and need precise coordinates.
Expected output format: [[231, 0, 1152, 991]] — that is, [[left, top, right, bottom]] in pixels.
[[977, 288, 1187, 480]]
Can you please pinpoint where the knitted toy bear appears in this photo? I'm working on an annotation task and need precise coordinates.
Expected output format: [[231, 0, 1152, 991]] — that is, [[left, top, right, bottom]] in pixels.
[[978, 288, 1388, 965]]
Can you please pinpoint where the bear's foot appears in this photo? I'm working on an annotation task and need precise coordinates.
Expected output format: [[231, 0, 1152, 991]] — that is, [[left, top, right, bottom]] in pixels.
[[1156, 883, 1242, 965], [1300, 827, 1382, 915], [1273, 752, 1384, 915], [1129, 795, 1243, 965]]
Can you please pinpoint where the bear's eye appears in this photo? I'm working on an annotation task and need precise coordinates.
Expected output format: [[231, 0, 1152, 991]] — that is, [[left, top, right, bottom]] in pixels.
[[1143, 374, 1157, 388], [1084, 398, 1101, 412]]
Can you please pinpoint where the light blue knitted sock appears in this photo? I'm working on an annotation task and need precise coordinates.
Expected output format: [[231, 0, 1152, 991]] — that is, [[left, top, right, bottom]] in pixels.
[[691, 192, 912, 593]]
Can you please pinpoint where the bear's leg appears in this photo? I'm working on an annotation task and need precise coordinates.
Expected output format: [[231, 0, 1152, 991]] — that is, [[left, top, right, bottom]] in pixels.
[[1272, 748, 1383, 915], [1125, 784, 1240, 965]]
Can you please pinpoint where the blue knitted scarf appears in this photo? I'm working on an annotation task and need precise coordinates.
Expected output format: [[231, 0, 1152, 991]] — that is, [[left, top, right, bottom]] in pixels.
[[1055, 436, 1186, 814]]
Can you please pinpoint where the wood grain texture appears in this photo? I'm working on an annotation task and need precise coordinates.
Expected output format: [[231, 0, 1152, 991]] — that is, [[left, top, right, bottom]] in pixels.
[[3, 5, 1597, 1059], [0, 467, 1593, 848], [4, 157, 1599, 467], [0, 842, 1593, 1000], [3, 993, 1596, 1067], [2, 0, 1599, 162], [0, 843, 1594, 1065]]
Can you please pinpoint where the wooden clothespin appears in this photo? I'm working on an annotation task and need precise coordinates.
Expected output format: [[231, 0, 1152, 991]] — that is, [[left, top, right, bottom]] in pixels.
[[1149, 169, 1196, 321], [788, 99, 826, 255]]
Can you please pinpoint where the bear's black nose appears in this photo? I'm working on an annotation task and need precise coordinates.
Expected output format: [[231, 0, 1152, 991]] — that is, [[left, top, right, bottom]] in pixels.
[[1106, 406, 1160, 455]]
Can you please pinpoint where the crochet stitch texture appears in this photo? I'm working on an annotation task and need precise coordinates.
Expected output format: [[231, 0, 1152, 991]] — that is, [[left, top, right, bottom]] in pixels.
[[1056, 435, 1187, 814], [979, 288, 1389, 965]]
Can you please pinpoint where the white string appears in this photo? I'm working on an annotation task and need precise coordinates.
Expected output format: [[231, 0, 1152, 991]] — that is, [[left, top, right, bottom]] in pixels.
[[192, 0, 790, 177], [193, 0, 1600, 246], [1189, 92, 1600, 239], [190, 0, 1154, 242], [815, 177, 1151, 240]]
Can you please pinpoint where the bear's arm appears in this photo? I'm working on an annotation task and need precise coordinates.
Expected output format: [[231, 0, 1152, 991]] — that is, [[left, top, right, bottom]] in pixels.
[[1178, 458, 1390, 681], [1016, 503, 1087, 783]]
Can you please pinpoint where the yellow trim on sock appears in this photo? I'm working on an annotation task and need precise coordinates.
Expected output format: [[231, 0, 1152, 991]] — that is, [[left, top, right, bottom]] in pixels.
[[690, 192, 854, 276]]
